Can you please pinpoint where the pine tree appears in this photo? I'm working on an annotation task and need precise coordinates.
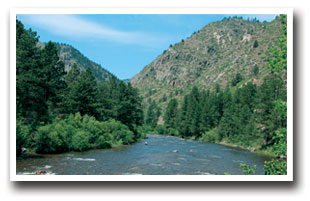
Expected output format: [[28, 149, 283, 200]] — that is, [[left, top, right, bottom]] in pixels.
[[187, 86, 202, 138], [145, 100, 157, 128], [40, 41, 66, 115], [66, 67, 99, 117], [253, 40, 259, 48], [178, 95, 190, 138], [65, 63, 80, 85], [16, 19, 48, 124], [164, 98, 178, 129]]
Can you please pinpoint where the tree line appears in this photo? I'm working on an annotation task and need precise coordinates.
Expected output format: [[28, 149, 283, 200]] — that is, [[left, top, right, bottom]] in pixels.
[[16, 19, 144, 155]]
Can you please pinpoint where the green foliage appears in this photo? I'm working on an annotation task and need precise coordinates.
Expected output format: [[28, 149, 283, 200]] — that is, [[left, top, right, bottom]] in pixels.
[[71, 131, 91, 152], [272, 128, 287, 156], [253, 40, 259, 48], [240, 163, 257, 175], [16, 20, 144, 154], [65, 67, 99, 118], [137, 124, 156, 137], [16, 19, 48, 125], [155, 125, 166, 134], [145, 100, 159, 128], [252, 65, 259, 77], [231, 73, 243, 86], [166, 127, 179, 136], [267, 14, 287, 74], [16, 120, 31, 156], [264, 159, 287, 175], [34, 113, 134, 153], [164, 98, 178, 129], [200, 128, 219, 143]]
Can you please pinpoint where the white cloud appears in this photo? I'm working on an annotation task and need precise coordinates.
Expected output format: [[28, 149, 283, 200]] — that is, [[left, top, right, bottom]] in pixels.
[[21, 14, 166, 46]]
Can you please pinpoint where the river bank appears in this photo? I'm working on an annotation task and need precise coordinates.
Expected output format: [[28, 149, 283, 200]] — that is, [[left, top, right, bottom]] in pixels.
[[153, 133, 283, 159]]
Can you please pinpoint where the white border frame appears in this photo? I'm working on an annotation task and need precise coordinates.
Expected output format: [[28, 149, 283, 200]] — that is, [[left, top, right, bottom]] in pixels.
[[10, 7, 293, 181]]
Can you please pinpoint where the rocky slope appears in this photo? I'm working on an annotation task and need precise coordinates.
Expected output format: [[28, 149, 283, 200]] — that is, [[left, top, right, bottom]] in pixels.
[[130, 16, 284, 106], [37, 42, 113, 82]]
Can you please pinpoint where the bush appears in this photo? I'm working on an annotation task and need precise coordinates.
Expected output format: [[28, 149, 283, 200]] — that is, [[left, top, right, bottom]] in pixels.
[[16, 120, 30, 156], [253, 40, 259, 48], [200, 129, 219, 143], [252, 65, 259, 76], [264, 159, 287, 175], [34, 113, 136, 153], [156, 125, 167, 134], [137, 124, 155, 136], [240, 163, 257, 175], [166, 127, 179, 136], [272, 128, 287, 156], [34, 122, 72, 153], [71, 131, 91, 151], [231, 73, 243, 86], [96, 135, 112, 148]]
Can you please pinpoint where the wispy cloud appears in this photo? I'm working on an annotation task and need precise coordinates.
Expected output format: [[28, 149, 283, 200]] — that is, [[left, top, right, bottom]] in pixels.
[[20, 14, 167, 46]]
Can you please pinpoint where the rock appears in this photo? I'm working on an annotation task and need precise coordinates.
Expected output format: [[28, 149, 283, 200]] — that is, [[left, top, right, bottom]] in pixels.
[[277, 155, 287, 159], [21, 147, 27, 153], [250, 148, 256, 152], [35, 170, 47, 175]]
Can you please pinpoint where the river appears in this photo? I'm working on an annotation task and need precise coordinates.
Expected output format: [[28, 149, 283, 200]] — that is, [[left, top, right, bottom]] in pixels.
[[16, 134, 271, 175]]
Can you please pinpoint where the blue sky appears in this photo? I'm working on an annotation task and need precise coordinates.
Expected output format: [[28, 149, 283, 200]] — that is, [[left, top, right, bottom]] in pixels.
[[17, 14, 278, 80]]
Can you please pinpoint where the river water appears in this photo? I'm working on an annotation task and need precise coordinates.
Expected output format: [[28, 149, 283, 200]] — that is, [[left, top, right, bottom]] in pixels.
[[16, 134, 271, 175]]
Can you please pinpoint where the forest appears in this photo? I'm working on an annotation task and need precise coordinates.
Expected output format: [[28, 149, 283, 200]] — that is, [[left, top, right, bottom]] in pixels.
[[16, 19, 144, 155]]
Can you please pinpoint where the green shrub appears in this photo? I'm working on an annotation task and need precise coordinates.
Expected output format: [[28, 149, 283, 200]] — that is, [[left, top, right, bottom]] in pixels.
[[16, 120, 30, 156], [253, 40, 259, 48], [156, 125, 167, 134], [34, 122, 72, 153], [272, 128, 287, 156], [33, 113, 135, 153], [166, 127, 179, 136], [240, 163, 257, 175], [200, 129, 219, 143], [71, 130, 91, 151], [137, 124, 155, 135], [96, 135, 112, 148], [264, 159, 287, 175]]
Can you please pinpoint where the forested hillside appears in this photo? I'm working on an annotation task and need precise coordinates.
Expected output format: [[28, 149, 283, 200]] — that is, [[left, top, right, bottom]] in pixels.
[[16, 19, 144, 155], [37, 42, 113, 82], [139, 15, 288, 175]]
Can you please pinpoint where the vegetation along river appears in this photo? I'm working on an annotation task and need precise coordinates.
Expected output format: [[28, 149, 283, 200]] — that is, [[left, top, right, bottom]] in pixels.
[[17, 134, 271, 175]]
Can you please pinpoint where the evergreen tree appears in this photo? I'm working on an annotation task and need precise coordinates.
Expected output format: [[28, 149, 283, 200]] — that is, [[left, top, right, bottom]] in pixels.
[[231, 72, 243, 86], [66, 67, 99, 118], [16, 19, 48, 124], [178, 95, 190, 138], [187, 86, 202, 138], [145, 100, 157, 128], [253, 40, 259, 48], [164, 98, 178, 129], [40, 41, 66, 115], [65, 63, 80, 85]]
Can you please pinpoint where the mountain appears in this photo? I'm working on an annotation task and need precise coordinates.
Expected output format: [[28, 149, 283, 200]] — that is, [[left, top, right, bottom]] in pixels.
[[130, 16, 284, 107], [37, 42, 114, 81]]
